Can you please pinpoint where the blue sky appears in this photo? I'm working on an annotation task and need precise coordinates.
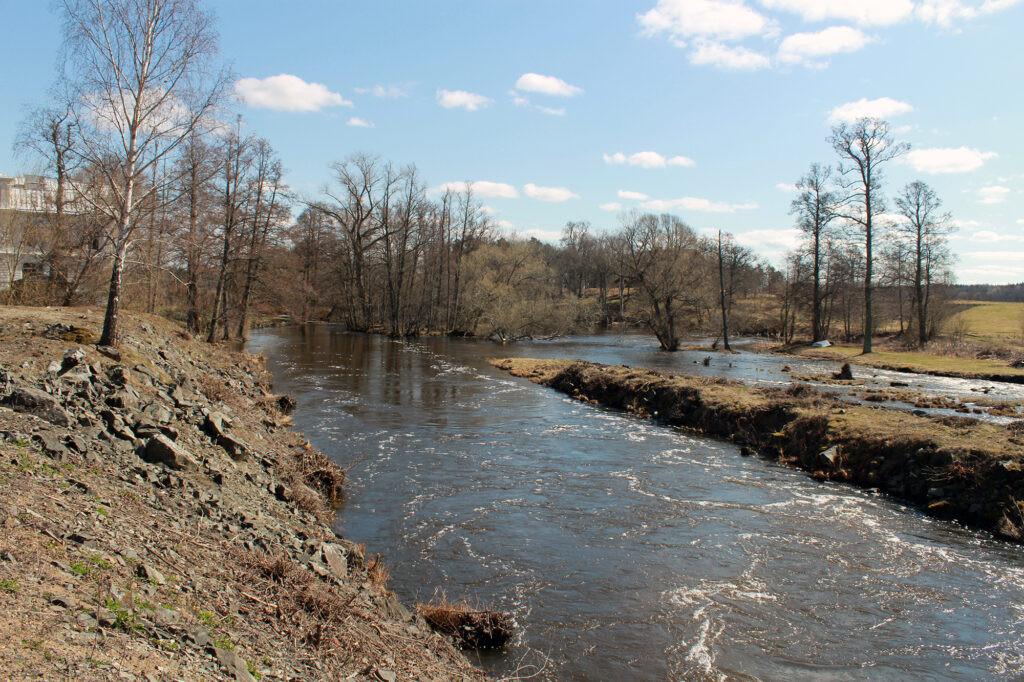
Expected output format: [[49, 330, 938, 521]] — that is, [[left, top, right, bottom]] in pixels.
[[2, 0, 1022, 284]]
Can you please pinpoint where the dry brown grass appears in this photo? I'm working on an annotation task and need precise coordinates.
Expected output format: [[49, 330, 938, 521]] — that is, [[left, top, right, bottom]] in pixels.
[[416, 595, 513, 650], [364, 554, 390, 590]]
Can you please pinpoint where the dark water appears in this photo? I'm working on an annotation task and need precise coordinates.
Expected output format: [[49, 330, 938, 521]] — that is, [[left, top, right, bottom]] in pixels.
[[248, 326, 1024, 680]]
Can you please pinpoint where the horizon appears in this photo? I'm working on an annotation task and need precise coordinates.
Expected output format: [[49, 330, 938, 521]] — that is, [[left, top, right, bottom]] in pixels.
[[2, 0, 1021, 285]]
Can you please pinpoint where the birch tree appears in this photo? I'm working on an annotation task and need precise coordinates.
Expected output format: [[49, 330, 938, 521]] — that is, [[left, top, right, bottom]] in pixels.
[[58, 0, 228, 346]]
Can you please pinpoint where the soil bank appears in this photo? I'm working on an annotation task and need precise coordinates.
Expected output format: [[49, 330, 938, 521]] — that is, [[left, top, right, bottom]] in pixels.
[[492, 357, 1024, 543], [0, 306, 484, 681]]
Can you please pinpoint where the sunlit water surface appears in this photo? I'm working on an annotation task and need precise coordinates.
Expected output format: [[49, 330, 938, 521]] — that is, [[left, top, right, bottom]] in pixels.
[[248, 326, 1024, 680]]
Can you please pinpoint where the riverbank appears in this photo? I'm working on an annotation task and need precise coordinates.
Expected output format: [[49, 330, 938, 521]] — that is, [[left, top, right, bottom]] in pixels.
[[774, 342, 1024, 384], [491, 358, 1024, 542], [0, 307, 484, 681]]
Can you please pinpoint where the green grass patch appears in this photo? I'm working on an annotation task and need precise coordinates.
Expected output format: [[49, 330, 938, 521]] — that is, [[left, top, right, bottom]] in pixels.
[[948, 300, 1024, 344]]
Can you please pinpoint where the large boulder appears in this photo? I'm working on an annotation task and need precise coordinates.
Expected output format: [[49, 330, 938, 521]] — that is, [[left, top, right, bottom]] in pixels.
[[1, 387, 71, 426]]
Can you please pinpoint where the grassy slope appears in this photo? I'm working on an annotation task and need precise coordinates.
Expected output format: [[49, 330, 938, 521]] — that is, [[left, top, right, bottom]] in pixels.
[[948, 300, 1024, 344]]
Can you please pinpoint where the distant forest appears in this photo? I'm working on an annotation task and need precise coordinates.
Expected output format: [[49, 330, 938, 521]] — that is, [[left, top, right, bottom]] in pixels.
[[952, 283, 1024, 302]]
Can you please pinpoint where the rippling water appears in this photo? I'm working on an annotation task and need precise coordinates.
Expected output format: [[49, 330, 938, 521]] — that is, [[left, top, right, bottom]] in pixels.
[[248, 326, 1024, 680]]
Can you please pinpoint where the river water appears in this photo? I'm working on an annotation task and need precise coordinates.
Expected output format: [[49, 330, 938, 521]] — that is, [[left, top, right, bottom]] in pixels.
[[248, 326, 1024, 680]]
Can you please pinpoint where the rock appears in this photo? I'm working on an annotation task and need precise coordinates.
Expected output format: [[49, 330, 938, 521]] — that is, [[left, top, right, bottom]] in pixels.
[[106, 390, 137, 410], [170, 385, 196, 408], [61, 347, 88, 371], [107, 365, 131, 387], [143, 402, 173, 424], [152, 607, 179, 626], [32, 431, 68, 459], [218, 433, 251, 461], [101, 410, 136, 441], [97, 345, 122, 362], [50, 594, 79, 609], [210, 646, 257, 682], [136, 562, 166, 585], [46, 361, 62, 375], [66, 434, 88, 454], [1, 387, 71, 426], [810, 339, 831, 348], [832, 363, 854, 381], [140, 435, 199, 471], [817, 445, 842, 469], [186, 627, 210, 647], [321, 542, 348, 580], [59, 366, 93, 389]]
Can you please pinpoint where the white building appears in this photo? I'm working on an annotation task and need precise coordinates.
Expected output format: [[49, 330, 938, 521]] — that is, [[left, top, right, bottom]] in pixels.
[[0, 175, 58, 289]]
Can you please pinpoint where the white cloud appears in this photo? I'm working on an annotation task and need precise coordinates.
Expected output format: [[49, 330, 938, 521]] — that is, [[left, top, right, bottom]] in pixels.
[[690, 40, 771, 69], [354, 84, 411, 98], [603, 151, 696, 168], [904, 147, 997, 173], [235, 74, 352, 112], [437, 89, 492, 111], [977, 185, 1011, 204], [950, 219, 982, 229], [877, 212, 910, 226], [638, 0, 772, 46], [958, 265, 1024, 284], [970, 230, 1024, 243], [640, 197, 758, 212], [760, 0, 914, 25], [778, 26, 873, 66], [523, 184, 580, 202], [966, 250, 1024, 262], [346, 117, 374, 128], [827, 96, 913, 123], [600, 202, 624, 211], [510, 92, 568, 115], [618, 190, 650, 200], [537, 106, 566, 116], [776, 182, 798, 192], [523, 229, 564, 242], [514, 73, 583, 97], [733, 227, 803, 254], [435, 181, 519, 198], [1017, 218, 1024, 225], [916, 0, 1023, 27]]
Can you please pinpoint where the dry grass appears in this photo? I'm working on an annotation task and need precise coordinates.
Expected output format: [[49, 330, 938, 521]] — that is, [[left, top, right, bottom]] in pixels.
[[364, 554, 390, 590], [416, 595, 513, 650]]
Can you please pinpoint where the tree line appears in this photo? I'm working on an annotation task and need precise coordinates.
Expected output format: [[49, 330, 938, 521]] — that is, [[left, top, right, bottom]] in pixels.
[[6, 0, 957, 352]]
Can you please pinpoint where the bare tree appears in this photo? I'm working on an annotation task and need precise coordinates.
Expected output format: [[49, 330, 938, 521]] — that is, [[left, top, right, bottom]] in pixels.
[[894, 181, 955, 346], [791, 163, 839, 342], [621, 212, 707, 351], [829, 118, 908, 354], [57, 0, 229, 346], [713, 230, 754, 351]]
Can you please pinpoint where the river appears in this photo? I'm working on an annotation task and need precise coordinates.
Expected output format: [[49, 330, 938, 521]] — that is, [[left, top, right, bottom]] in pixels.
[[248, 325, 1024, 680]]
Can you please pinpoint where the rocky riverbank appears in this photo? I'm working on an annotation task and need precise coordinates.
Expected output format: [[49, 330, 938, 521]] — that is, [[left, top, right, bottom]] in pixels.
[[492, 358, 1024, 543], [0, 306, 484, 681]]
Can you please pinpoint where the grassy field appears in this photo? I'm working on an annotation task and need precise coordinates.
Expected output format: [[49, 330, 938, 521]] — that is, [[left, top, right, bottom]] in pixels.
[[946, 300, 1024, 344]]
